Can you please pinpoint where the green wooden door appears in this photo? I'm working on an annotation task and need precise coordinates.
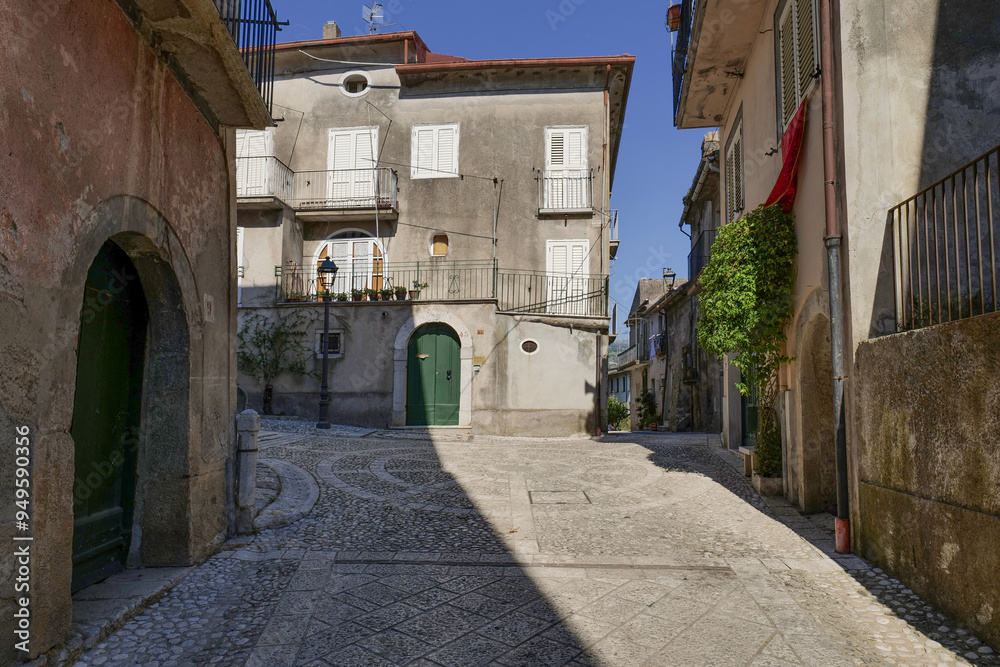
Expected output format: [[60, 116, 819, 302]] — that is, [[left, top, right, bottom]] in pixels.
[[406, 323, 460, 426], [70, 242, 147, 593]]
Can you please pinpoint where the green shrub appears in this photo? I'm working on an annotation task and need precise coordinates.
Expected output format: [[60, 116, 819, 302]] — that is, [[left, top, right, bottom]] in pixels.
[[636, 390, 660, 428], [607, 395, 630, 431]]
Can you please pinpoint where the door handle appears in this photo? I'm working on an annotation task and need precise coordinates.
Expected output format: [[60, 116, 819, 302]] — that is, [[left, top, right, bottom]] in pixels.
[[447, 370, 452, 380]]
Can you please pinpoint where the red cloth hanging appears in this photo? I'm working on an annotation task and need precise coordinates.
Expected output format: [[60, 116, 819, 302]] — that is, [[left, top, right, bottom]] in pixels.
[[764, 100, 808, 213]]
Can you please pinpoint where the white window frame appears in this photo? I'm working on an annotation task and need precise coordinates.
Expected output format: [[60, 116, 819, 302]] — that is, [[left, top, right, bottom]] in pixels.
[[411, 123, 460, 179], [340, 70, 372, 98], [542, 126, 590, 211], [775, 0, 819, 132], [315, 330, 344, 359], [314, 231, 386, 295], [725, 114, 745, 224]]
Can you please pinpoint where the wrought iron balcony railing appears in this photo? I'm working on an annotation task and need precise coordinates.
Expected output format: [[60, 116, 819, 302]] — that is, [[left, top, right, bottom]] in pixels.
[[538, 170, 594, 212], [670, 0, 697, 124], [272, 261, 609, 317], [688, 228, 717, 279], [890, 144, 1000, 332], [213, 0, 283, 113], [236, 157, 398, 212]]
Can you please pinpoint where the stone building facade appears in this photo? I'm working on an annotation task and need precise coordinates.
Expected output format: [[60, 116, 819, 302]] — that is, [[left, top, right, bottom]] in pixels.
[[672, 0, 1000, 646], [236, 29, 633, 436], [0, 0, 275, 661]]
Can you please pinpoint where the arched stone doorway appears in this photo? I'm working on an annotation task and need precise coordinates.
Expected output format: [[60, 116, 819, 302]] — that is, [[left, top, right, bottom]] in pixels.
[[70, 241, 148, 592]]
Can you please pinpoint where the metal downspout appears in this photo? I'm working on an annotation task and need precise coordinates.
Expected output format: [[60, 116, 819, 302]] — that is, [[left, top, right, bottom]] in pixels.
[[819, 0, 850, 553]]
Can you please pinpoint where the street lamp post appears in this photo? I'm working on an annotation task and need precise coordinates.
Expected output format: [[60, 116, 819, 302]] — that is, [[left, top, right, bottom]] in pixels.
[[316, 258, 339, 429], [663, 267, 677, 291]]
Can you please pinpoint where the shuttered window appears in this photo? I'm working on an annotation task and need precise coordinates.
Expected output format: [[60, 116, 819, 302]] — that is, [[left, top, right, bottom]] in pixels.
[[546, 239, 590, 315], [544, 127, 589, 209], [327, 127, 378, 203], [432, 234, 449, 256], [411, 123, 460, 179], [236, 129, 274, 197], [776, 0, 818, 130], [725, 117, 744, 223]]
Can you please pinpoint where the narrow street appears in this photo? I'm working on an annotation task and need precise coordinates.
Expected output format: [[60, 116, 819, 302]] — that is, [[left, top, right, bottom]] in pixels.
[[73, 427, 996, 667]]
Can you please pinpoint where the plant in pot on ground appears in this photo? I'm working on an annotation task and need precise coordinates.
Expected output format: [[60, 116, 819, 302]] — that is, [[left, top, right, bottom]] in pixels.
[[697, 204, 797, 478]]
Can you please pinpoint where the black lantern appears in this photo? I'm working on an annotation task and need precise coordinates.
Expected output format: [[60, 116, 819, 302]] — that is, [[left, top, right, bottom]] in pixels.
[[663, 267, 677, 291]]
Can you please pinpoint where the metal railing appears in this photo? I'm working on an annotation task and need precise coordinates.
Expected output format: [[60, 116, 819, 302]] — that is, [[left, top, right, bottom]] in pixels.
[[235, 158, 398, 211], [618, 345, 638, 367], [538, 170, 594, 211], [236, 156, 294, 201], [688, 228, 717, 279], [292, 167, 398, 211], [891, 145, 1000, 331], [272, 261, 609, 316], [213, 0, 283, 113], [498, 269, 608, 317], [671, 0, 697, 123]]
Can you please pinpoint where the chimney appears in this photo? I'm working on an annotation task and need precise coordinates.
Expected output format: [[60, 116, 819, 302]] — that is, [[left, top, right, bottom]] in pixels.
[[323, 21, 342, 39]]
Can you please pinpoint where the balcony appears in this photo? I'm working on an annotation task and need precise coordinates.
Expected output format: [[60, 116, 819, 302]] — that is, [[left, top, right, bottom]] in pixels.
[[670, 0, 768, 128], [236, 157, 399, 219], [538, 170, 594, 215], [128, 0, 282, 129], [272, 261, 609, 318], [609, 209, 620, 260], [688, 228, 717, 280], [890, 144, 1000, 332], [617, 345, 638, 368]]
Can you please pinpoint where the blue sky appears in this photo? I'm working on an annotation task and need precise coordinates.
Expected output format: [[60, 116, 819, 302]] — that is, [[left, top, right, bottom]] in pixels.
[[269, 0, 708, 331]]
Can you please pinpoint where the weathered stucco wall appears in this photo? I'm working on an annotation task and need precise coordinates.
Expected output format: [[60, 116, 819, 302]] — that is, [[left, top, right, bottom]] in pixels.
[[0, 0, 238, 660], [853, 312, 1000, 648], [237, 303, 602, 436]]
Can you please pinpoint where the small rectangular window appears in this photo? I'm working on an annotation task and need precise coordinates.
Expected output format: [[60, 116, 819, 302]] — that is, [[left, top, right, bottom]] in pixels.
[[315, 330, 343, 358], [411, 123, 460, 179], [725, 114, 745, 223], [432, 234, 449, 256]]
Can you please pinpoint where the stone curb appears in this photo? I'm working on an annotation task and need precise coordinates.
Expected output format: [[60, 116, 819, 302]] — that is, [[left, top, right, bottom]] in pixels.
[[253, 458, 319, 530]]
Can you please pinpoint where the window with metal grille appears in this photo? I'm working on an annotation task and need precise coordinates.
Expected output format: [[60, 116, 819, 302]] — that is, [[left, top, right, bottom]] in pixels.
[[725, 114, 744, 223], [776, 0, 818, 131], [315, 331, 343, 358]]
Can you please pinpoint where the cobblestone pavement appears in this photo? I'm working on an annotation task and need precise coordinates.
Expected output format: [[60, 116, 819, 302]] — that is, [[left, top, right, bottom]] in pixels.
[[73, 429, 997, 666]]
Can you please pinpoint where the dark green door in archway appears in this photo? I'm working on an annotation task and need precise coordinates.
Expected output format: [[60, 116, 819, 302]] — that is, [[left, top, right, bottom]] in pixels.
[[406, 323, 460, 426], [70, 241, 147, 593]]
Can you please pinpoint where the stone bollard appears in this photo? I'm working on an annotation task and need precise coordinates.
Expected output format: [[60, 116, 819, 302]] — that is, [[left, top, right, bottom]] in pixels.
[[235, 409, 261, 534]]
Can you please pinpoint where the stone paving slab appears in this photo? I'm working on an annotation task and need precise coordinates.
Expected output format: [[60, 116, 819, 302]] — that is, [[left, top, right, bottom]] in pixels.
[[70, 428, 998, 666]]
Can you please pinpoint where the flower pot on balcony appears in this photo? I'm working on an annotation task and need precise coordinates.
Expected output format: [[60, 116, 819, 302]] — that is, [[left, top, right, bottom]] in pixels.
[[395, 288, 407, 301], [352, 291, 365, 301], [409, 290, 420, 300], [666, 4, 682, 31]]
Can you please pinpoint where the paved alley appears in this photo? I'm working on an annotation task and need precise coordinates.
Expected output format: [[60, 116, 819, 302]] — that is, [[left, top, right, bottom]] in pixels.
[[72, 427, 997, 666]]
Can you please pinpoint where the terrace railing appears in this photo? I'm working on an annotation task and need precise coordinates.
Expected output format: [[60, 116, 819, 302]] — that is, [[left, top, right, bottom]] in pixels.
[[538, 170, 594, 212], [213, 0, 283, 113], [670, 0, 697, 123], [891, 145, 1000, 331], [235, 158, 398, 212], [273, 261, 609, 317], [618, 345, 638, 367], [688, 228, 717, 279]]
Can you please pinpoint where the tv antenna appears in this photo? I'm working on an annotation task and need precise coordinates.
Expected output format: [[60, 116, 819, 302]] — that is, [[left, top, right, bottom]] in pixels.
[[363, 2, 399, 34]]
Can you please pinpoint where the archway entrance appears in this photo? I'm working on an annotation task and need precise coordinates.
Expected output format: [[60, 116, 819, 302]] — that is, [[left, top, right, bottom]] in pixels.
[[406, 323, 460, 426], [70, 240, 148, 592]]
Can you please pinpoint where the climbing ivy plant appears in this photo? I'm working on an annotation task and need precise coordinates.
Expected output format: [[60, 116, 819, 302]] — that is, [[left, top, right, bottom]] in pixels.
[[697, 204, 797, 477]]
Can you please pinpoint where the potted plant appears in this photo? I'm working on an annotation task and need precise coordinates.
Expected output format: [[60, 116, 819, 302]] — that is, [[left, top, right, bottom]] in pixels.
[[394, 286, 407, 301], [410, 280, 428, 300], [366, 288, 380, 301], [286, 291, 307, 303], [351, 288, 365, 301], [335, 292, 349, 302], [380, 288, 395, 302]]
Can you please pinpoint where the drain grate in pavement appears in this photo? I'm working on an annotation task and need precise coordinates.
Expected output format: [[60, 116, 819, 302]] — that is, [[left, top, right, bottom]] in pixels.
[[529, 490, 591, 504]]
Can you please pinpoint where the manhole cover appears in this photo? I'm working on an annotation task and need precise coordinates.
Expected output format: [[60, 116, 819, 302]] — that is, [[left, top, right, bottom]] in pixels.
[[529, 491, 591, 504]]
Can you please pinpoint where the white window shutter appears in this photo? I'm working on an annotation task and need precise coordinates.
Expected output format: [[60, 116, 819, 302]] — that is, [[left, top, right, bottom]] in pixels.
[[437, 126, 456, 175], [567, 129, 586, 169], [548, 130, 566, 168], [796, 0, 816, 97], [779, 6, 797, 129], [546, 240, 590, 315]]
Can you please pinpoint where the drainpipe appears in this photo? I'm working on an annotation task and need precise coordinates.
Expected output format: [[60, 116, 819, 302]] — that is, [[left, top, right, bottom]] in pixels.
[[819, 0, 849, 554]]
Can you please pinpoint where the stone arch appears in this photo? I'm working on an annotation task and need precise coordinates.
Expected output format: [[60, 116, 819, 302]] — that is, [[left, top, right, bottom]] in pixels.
[[61, 196, 200, 567], [392, 308, 474, 427], [794, 310, 837, 513]]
